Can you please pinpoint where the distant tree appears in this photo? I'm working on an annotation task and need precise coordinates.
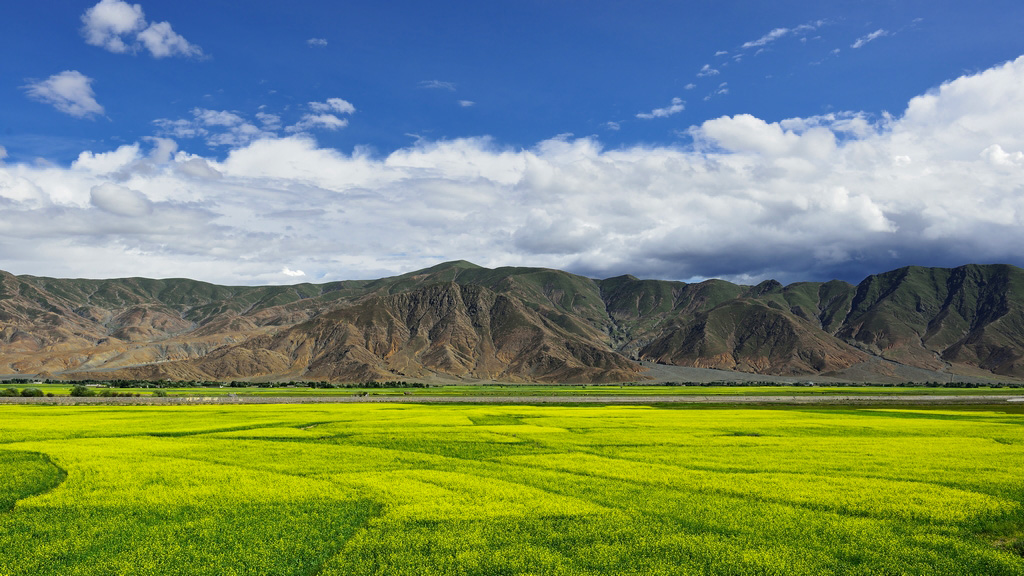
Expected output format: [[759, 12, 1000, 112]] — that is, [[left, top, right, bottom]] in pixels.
[[70, 385, 94, 397], [20, 387, 44, 397]]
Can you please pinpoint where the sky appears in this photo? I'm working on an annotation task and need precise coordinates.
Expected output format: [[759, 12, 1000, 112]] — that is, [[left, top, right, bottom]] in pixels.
[[2, 0, 1024, 285]]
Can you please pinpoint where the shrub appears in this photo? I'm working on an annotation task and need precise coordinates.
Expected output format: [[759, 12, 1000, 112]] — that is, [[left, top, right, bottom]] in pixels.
[[70, 385, 95, 397], [96, 389, 139, 398], [0, 387, 18, 397], [20, 387, 44, 397]]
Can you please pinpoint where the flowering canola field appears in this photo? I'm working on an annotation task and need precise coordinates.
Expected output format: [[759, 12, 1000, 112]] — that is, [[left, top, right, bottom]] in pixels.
[[1, 404, 1023, 575]]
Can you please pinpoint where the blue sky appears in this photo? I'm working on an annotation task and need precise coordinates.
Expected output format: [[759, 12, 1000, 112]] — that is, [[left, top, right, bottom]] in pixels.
[[2, 0, 1024, 284]]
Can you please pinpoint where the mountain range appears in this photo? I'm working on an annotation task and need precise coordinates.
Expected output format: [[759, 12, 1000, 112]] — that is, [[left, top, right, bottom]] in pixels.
[[2, 261, 1023, 383]]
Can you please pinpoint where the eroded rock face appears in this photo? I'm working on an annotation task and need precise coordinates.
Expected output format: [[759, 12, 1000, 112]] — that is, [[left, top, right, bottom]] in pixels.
[[3, 262, 1024, 383], [638, 302, 867, 375]]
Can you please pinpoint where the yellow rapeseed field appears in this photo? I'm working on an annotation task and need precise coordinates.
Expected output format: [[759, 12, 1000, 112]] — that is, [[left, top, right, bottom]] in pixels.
[[1, 404, 1023, 575]]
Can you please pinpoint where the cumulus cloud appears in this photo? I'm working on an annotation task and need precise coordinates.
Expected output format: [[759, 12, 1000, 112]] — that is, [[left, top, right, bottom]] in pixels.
[[982, 144, 1024, 167], [286, 114, 348, 133], [81, 0, 202, 58], [176, 157, 222, 180], [4, 56, 1024, 284], [23, 71, 105, 118], [80, 0, 145, 53], [255, 112, 282, 131], [306, 38, 327, 47], [137, 21, 202, 58], [851, 29, 888, 49], [144, 137, 178, 163], [286, 99, 356, 133], [697, 64, 719, 77], [636, 97, 685, 119], [90, 182, 154, 217], [154, 108, 274, 148], [153, 118, 204, 139], [156, 101, 356, 146], [308, 98, 355, 115], [193, 109, 245, 127]]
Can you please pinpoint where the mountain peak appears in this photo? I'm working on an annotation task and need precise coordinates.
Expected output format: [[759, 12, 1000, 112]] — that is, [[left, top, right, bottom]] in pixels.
[[408, 260, 484, 275]]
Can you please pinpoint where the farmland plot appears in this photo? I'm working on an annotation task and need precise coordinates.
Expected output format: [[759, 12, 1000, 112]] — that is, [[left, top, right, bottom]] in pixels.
[[1, 404, 1023, 575]]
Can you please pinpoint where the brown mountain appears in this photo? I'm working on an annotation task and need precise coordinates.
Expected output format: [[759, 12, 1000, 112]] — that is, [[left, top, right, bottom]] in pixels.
[[2, 261, 1023, 383]]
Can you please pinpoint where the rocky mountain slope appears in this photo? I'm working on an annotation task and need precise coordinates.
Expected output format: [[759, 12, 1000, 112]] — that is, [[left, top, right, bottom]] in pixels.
[[2, 261, 1023, 383]]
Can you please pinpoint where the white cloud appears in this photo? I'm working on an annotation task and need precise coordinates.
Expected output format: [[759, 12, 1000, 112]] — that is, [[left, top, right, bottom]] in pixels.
[[740, 20, 827, 51], [798, 21, 826, 32], [144, 137, 178, 163], [851, 29, 888, 49], [24, 71, 105, 119], [206, 124, 270, 148], [306, 38, 328, 47], [286, 114, 348, 133], [80, 0, 145, 53], [154, 108, 274, 147], [0, 146, 7, 162], [779, 112, 874, 138], [176, 157, 222, 180], [308, 98, 355, 115], [155, 102, 356, 147], [714, 50, 729, 57], [90, 182, 153, 217], [742, 27, 790, 49], [256, 112, 282, 130], [193, 108, 245, 127], [137, 21, 202, 58], [702, 84, 730, 102], [636, 97, 684, 119], [281, 267, 306, 277], [697, 64, 719, 77], [72, 143, 143, 175], [286, 99, 356, 134], [459, 100, 476, 107], [80, 0, 201, 58], [419, 80, 457, 91], [684, 83, 696, 90], [153, 118, 205, 139], [982, 144, 1024, 167], [605, 121, 620, 131], [5, 56, 1024, 284]]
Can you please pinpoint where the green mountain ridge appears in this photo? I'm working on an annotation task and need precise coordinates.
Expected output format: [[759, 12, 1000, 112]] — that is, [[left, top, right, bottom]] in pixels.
[[1, 262, 1023, 383]]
